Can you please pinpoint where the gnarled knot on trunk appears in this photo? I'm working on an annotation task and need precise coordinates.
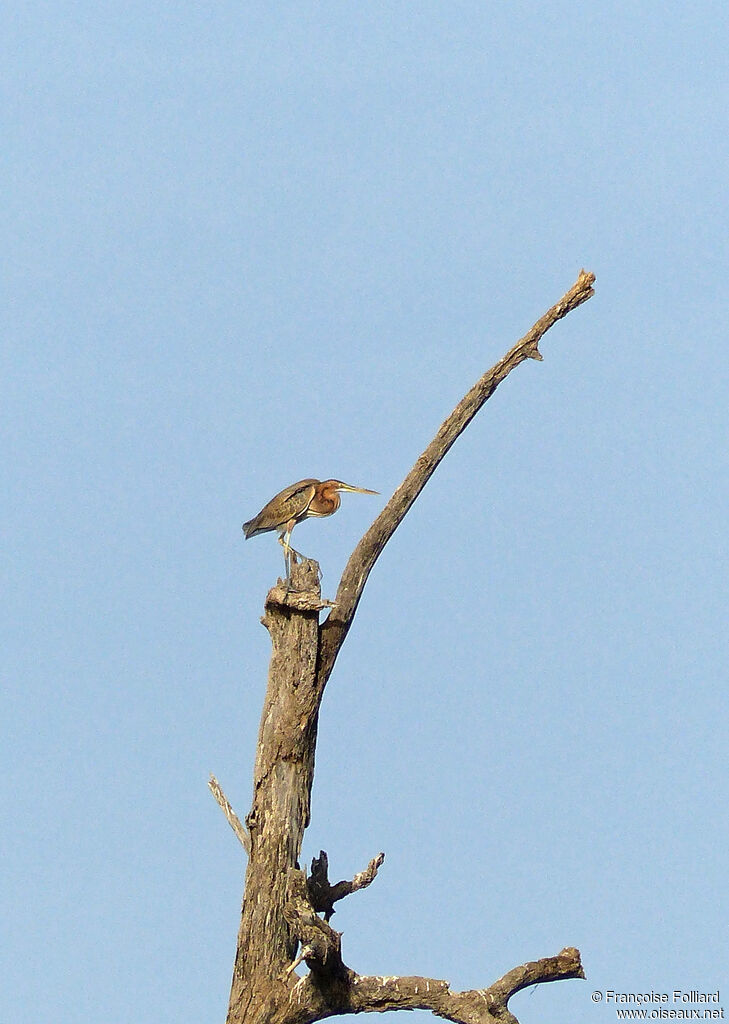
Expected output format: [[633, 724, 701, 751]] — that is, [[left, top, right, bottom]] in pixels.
[[284, 868, 350, 980]]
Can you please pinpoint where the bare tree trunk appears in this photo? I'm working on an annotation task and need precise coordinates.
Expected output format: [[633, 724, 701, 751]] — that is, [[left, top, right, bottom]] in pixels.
[[212, 271, 595, 1024]]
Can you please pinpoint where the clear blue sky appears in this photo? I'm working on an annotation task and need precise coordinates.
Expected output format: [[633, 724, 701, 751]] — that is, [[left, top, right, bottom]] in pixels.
[[4, 3, 728, 1022]]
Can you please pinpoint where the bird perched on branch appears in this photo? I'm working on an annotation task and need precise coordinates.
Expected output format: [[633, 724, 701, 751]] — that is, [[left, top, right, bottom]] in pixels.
[[243, 478, 379, 580]]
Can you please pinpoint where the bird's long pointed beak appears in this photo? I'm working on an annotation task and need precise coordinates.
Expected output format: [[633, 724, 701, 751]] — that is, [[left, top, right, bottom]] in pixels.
[[335, 482, 379, 495]]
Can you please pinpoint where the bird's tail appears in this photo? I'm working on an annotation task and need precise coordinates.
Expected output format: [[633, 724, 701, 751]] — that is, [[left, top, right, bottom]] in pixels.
[[242, 516, 260, 538], [242, 514, 272, 538]]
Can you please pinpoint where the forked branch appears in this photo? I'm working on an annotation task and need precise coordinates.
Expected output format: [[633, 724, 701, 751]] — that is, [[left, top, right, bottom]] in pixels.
[[222, 272, 595, 1024]]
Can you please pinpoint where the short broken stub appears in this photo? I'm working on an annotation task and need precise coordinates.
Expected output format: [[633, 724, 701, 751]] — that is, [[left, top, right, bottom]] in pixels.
[[264, 557, 330, 614]]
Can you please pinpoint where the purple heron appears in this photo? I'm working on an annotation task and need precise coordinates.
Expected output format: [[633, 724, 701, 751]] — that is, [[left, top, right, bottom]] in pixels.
[[243, 478, 379, 578]]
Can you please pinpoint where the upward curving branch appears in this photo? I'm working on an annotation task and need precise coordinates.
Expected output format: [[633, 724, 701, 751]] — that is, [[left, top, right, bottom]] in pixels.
[[317, 269, 595, 687], [219, 270, 595, 1024]]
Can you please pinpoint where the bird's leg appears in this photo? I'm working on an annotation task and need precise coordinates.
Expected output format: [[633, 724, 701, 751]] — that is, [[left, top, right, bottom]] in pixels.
[[278, 520, 300, 592], [277, 532, 290, 586], [282, 533, 292, 586], [276, 521, 314, 595]]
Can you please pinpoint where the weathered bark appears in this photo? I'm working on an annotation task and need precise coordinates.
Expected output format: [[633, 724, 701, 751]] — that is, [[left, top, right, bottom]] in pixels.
[[225, 559, 328, 1024], [215, 271, 596, 1024]]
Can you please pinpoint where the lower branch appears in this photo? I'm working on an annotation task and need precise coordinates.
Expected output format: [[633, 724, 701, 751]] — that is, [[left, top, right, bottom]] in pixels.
[[281, 863, 582, 1023], [287, 947, 584, 1024]]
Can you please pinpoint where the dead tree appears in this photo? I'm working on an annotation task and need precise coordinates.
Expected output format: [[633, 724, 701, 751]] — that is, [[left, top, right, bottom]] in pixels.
[[211, 270, 595, 1024]]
